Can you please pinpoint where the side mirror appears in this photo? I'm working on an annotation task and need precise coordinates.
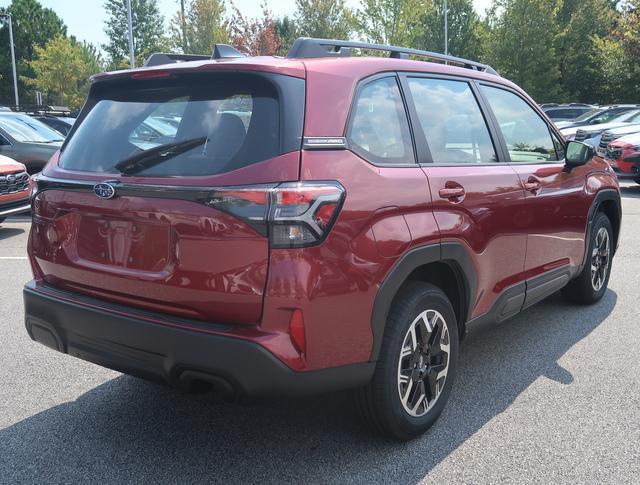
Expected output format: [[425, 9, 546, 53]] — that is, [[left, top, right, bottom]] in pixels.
[[565, 140, 593, 168]]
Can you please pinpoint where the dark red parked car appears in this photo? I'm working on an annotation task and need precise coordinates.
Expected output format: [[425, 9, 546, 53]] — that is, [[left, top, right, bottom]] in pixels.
[[24, 39, 621, 440]]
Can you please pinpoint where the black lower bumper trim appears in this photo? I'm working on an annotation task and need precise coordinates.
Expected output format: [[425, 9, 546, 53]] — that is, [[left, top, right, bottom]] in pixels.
[[23, 282, 375, 397]]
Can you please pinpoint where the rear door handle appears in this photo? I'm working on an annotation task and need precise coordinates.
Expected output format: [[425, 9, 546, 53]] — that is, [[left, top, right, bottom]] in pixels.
[[439, 187, 465, 199]]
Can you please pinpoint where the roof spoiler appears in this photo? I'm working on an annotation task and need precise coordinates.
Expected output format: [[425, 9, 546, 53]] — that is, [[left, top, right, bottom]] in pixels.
[[144, 44, 245, 67], [287, 37, 498, 75]]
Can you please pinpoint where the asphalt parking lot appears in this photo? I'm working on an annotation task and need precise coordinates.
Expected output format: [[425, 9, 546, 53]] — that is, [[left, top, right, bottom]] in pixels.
[[1, 183, 639, 484]]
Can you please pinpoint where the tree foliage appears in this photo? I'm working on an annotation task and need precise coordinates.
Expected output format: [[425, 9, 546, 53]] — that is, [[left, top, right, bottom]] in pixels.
[[170, 0, 230, 54], [417, 0, 482, 59], [24, 36, 101, 108], [230, 3, 281, 56], [483, 0, 564, 102], [103, 0, 167, 68], [294, 0, 352, 39], [351, 0, 427, 46], [2, 0, 640, 107], [274, 16, 298, 55], [0, 0, 66, 103]]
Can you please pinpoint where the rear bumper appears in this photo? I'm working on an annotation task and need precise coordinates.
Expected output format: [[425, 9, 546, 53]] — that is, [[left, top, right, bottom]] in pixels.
[[23, 281, 374, 397]]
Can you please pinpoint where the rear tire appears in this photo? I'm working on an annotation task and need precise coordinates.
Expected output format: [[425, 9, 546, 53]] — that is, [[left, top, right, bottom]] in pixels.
[[562, 212, 613, 304], [356, 282, 459, 441]]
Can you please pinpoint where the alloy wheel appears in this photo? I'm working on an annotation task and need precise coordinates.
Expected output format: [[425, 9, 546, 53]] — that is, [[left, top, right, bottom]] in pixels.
[[397, 309, 450, 417], [591, 227, 610, 292]]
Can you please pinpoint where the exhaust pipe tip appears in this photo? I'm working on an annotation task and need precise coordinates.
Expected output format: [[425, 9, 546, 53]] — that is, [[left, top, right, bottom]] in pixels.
[[178, 370, 237, 400]]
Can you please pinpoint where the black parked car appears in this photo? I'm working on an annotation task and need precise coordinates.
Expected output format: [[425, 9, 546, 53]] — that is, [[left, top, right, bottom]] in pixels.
[[0, 113, 63, 174], [33, 115, 75, 136]]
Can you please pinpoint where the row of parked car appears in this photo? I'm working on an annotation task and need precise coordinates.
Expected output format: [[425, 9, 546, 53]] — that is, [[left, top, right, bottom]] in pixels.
[[0, 107, 75, 222], [541, 103, 640, 183]]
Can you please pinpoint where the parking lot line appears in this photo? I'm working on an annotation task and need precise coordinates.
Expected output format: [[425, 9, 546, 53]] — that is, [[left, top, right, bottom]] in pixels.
[[0, 256, 28, 260]]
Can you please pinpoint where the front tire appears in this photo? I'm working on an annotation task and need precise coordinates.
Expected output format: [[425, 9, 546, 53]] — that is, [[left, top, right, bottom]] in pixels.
[[357, 282, 459, 441], [562, 212, 613, 304]]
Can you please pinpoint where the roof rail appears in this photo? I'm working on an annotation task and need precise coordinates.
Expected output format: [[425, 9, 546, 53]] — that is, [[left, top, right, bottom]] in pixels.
[[2, 104, 72, 115], [287, 38, 498, 75], [144, 44, 245, 67]]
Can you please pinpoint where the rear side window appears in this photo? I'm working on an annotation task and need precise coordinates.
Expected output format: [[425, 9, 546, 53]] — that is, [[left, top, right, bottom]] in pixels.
[[347, 77, 414, 165], [407, 78, 497, 164], [481, 86, 559, 163], [59, 73, 302, 176]]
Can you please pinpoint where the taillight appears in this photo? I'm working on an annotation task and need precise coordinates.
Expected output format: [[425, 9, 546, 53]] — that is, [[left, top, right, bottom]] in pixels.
[[269, 182, 344, 248], [205, 181, 345, 248]]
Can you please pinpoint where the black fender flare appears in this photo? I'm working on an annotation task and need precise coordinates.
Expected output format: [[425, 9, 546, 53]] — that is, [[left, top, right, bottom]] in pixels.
[[369, 241, 477, 361], [579, 188, 621, 272]]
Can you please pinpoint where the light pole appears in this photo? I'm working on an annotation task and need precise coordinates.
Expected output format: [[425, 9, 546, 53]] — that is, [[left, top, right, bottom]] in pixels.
[[0, 13, 19, 106], [444, 0, 448, 56], [126, 0, 135, 68]]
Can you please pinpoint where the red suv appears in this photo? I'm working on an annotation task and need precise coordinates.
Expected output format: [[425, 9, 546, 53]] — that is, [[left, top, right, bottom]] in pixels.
[[24, 39, 621, 440]]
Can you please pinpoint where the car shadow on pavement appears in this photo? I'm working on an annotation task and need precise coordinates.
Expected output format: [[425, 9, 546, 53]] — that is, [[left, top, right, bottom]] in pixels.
[[0, 290, 617, 484], [0, 227, 24, 241]]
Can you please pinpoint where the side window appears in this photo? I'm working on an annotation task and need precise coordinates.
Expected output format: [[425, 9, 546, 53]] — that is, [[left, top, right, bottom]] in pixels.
[[407, 77, 497, 164], [348, 77, 414, 165], [481, 85, 559, 163]]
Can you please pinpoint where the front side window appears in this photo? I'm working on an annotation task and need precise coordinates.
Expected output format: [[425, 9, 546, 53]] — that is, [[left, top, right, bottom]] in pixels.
[[481, 86, 559, 163], [59, 73, 284, 176], [348, 77, 414, 165], [407, 78, 497, 164]]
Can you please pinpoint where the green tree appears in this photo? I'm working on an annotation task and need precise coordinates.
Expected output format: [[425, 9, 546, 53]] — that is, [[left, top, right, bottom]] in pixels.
[[170, 0, 230, 54], [0, 0, 66, 104], [555, 0, 617, 102], [483, 0, 563, 102], [103, 0, 167, 68], [24, 36, 101, 109], [274, 16, 298, 55], [294, 0, 352, 39], [78, 40, 106, 76], [615, 0, 640, 62], [590, 36, 639, 103], [350, 0, 427, 46], [417, 0, 482, 59]]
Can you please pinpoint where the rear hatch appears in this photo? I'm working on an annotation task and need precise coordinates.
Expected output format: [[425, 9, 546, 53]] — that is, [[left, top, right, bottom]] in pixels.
[[30, 67, 305, 324]]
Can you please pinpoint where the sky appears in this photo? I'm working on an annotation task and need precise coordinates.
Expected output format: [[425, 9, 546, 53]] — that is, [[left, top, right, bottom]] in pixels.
[[0, 0, 494, 49]]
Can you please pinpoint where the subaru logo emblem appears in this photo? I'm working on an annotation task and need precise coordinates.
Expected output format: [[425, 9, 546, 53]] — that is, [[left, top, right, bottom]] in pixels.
[[93, 183, 116, 199]]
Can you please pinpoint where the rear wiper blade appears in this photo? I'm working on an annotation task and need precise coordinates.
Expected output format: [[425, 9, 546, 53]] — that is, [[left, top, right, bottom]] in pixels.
[[114, 136, 208, 175]]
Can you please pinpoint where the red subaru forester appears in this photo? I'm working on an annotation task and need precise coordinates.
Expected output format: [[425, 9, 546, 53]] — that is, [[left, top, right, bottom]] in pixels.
[[24, 39, 621, 440]]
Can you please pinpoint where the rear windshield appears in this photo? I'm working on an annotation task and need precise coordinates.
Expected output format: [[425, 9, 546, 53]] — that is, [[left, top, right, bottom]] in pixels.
[[59, 72, 300, 176]]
